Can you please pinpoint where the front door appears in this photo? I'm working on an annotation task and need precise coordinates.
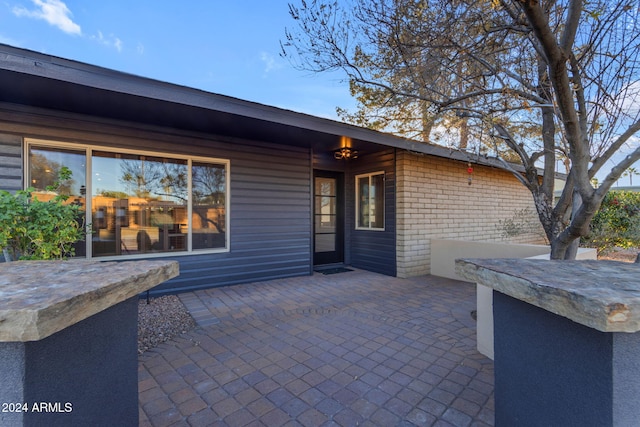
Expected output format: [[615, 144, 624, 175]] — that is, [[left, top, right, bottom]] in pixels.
[[313, 171, 344, 265]]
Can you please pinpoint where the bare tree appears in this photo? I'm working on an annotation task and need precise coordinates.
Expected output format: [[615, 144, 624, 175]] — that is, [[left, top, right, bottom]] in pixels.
[[282, 0, 640, 259], [120, 158, 187, 202]]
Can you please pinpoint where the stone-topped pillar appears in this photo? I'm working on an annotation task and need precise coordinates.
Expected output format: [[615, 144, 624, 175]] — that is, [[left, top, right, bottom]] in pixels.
[[456, 258, 640, 427], [0, 260, 178, 427]]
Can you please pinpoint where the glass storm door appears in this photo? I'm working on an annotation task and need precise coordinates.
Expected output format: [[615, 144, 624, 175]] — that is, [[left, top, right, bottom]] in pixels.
[[314, 171, 344, 265]]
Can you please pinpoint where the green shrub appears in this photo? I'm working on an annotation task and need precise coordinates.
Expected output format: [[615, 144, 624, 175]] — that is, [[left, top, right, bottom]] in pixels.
[[0, 167, 86, 261], [582, 190, 640, 254]]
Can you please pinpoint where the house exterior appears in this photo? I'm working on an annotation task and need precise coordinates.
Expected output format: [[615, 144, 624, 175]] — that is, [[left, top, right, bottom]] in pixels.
[[0, 44, 544, 295]]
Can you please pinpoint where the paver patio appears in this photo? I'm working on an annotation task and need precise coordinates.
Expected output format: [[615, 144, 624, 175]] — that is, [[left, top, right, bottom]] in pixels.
[[138, 269, 494, 426]]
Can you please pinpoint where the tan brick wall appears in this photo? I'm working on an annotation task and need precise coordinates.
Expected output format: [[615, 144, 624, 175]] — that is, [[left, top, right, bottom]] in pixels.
[[396, 150, 546, 277]]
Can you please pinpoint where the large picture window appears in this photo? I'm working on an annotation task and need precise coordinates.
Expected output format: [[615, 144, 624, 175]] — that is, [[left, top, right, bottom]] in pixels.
[[356, 172, 385, 230], [28, 145, 87, 257], [27, 140, 229, 259]]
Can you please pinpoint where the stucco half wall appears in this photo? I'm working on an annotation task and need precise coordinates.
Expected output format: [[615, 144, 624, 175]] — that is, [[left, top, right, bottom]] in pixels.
[[395, 150, 547, 278]]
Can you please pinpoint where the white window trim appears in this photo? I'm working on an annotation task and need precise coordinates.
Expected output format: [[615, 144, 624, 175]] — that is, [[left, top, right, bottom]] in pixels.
[[355, 171, 385, 231], [25, 138, 231, 260]]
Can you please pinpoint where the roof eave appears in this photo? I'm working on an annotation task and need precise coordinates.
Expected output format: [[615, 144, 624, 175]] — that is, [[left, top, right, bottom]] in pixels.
[[0, 43, 535, 174]]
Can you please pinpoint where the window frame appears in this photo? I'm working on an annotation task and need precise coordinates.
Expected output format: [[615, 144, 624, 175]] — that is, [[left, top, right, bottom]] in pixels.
[[25, 138, 231, 260], [355, 171, 385, 231]]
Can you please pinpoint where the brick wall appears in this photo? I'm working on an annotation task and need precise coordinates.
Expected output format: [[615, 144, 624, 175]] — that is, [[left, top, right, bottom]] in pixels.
[[396, 150, 547, 277]]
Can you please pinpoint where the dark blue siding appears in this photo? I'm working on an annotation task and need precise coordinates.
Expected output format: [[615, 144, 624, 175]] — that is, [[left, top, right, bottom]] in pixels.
[[347, 149, 396, 276], [151, 142, 312, 294], [0, 133, 22, 192], [2, 115, 398, 293], [0, 118, 314, 294]]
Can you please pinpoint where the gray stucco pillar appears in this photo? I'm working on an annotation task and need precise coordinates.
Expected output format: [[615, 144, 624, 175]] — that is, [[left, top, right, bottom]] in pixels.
[[0, 260, 178, 427], [494, 292, 640, 426], [1, 298, 137, 426], [456, 258, 640, 427]]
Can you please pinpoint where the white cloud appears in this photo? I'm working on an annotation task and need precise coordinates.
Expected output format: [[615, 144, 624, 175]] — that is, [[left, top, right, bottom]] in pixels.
[[91, 31, 123, 52], [137, 43, 144, 55], [619, 80, 640, 116], [13, 0, 81, 35], [12, 1, 125, 53], [260, 52, 282, 74]]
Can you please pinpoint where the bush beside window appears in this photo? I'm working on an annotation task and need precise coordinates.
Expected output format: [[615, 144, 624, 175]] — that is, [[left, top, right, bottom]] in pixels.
[[0, 167, 86, 261]]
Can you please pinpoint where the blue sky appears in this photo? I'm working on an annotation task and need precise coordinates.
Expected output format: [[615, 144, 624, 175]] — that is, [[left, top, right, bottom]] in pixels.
[[0, 0, 637, 186], [0, 0, 356, 119]]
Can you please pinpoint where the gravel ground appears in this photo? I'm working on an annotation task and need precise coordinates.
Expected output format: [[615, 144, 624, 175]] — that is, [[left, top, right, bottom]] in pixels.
[[137, 295, 196, 355]]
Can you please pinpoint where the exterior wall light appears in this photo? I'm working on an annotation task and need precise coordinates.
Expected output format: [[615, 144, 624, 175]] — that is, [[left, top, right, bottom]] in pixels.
[[334, 147, 358, 160]]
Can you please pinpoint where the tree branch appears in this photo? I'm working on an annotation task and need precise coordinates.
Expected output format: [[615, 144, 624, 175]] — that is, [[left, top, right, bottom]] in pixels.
[[596, 144, 640, 198], [590, 118, 640, 177], [560, 0, 582, 51], [518, 0, 590, 194]]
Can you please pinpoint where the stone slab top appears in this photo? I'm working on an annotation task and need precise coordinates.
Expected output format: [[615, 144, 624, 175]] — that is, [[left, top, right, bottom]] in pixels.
[[455, 258, 640, 333], [0, 259, 179, 342]]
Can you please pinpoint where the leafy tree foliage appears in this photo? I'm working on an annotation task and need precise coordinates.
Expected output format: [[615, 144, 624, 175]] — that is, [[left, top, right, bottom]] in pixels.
[[582, 191, 640, 254], [282, 0, 640, 259], [0, 167, 86, 261]]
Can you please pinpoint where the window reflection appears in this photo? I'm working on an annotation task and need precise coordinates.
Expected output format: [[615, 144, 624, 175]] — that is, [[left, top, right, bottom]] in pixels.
[[371, 173, 385, 229], [27, 141, 229, 258], [28, 146, 87, 256], [356, 172, 385, 230], [192, 162, 226, 249], [91, 152, 188, 256], [358, 176, 370, 228]]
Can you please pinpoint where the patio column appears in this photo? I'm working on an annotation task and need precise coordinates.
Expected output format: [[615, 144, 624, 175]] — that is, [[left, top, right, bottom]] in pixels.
[[0, 259, 178, 427], [456, 258, 640, 427]]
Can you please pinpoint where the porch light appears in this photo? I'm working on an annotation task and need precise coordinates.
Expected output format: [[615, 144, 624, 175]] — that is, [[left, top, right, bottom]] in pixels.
[[335, 136, 358, 160], [334, 147, 358, 160]]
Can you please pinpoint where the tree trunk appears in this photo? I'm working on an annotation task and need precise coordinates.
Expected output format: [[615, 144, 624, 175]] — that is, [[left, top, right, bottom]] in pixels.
[[532, 190, 559, 244], [551, 188, 601, 259], [420, 99, 433, 143], [562, 192, 583, 260], [538, 56, 556, 204], [550, 238, 570, 259], [458, 117, 469, 150]]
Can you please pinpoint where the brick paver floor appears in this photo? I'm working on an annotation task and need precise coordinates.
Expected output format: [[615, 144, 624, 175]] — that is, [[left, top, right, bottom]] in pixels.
[[139, 269, 494, 426]]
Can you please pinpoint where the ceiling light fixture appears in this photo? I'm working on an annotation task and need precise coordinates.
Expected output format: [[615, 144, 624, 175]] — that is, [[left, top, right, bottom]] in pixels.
[[334, 147, 358, 160]]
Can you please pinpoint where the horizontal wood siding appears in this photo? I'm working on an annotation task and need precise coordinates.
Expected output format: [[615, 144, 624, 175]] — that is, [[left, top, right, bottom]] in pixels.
[[0, 110, 312, 294], [154, 146, 312, 294], [0, 133, 22, 192], [347, 149, 396, 276]]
